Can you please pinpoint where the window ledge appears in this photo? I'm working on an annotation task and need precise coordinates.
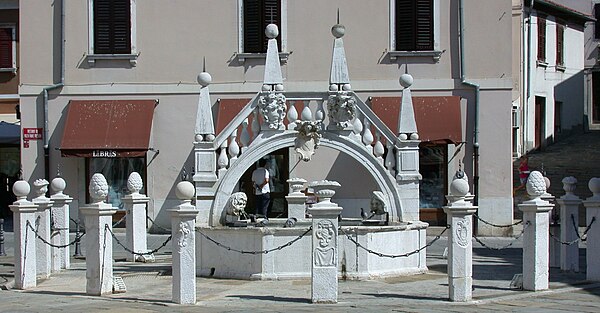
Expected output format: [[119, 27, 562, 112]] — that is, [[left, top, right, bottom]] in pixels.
[[87, 53, 139, 67], [388, 50, 444, 62], [0, 67, 16, 73], [236, 52, 291, 64], [536, 60, 548, 68], [556, 64, 566, 72]]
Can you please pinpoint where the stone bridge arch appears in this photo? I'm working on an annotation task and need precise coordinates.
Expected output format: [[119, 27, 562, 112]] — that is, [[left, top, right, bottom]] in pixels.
[[210, 131, 403, 226]]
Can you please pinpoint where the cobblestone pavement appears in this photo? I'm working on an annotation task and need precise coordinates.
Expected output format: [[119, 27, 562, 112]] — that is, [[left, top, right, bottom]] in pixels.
[[1, 228, 599, 312]]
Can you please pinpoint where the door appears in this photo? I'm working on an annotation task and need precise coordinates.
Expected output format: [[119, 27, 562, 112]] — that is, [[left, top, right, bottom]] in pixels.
[[535, 96, 546, 150]]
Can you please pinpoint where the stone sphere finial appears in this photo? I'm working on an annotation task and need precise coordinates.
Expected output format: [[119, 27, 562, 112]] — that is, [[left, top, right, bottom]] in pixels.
[[89, 173, 109, 203], [589, 177, 600, 198], [12, 180, 30, 201], [265, 24, 279, 39], [399, 73, 414, 88], [175, 181, 195, 201], [127, 172, 143, 194], [51, 177, 66, 195], [449, 175, 470, 197], [331, 24, 345, 38], [197, 71, 212, 87], [526, 171, 546, 198], [33, 178, 49, 198]]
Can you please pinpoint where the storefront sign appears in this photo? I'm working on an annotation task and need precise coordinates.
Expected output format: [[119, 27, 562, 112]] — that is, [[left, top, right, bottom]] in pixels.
[[23, 128, 43, 140], [92, 150, 118, 158]]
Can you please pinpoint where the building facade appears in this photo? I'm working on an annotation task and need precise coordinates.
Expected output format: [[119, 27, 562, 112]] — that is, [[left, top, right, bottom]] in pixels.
[[19, 0, 513, 235]]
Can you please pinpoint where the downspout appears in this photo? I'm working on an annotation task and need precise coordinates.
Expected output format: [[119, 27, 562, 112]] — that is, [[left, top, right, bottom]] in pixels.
[[459, 0, 480, 205], [42, 0, 64, 180], [524, 0, 534, 153]]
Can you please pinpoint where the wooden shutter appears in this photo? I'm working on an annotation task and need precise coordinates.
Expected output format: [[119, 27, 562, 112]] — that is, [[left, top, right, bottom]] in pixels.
[[556, 23, 564, 66], [537, 16, 546, 62], [244, 0, 281, 53], [0, 28, 12, 68], [94, 0, 131, 54], [395, 0, 433, 51]]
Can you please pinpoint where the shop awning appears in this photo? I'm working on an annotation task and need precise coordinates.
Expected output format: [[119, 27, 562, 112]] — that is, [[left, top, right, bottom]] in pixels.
[[0, 121, 20, 145], [371, 96, 463, 144], [60, 100, 156, 157], [215, 98, 252, 134]]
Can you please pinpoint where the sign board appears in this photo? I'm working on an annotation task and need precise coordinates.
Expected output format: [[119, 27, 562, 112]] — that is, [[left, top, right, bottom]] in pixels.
[[23, 128, 43, 140]]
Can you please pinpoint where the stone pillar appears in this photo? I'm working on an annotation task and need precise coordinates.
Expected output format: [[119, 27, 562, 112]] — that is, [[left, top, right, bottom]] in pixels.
[[80, 173, 117, 296], [169, 181, 199, 305], [443, 171, 477, 302], [193, 143, 218, 227], [286, 178, 307, 221], [32, 179, 54, 279], [541, 189, 559, 269], [307, 180, 343, 304], [50, 177, 73, 271], [583, 177, 600, 281], [9, 180, 39, 289], [518, 171, 554, 291], [555, 177, 581, 272], [122, 172, 151, 262]]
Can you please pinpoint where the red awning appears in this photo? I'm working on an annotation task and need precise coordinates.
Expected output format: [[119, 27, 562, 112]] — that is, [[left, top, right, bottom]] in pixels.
[[215, 99, 252, 134], [371, 96, 463, 144], [60, 100, 156, 157]]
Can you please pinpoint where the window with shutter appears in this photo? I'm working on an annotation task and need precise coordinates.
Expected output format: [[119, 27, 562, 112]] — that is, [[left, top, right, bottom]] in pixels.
[[395, 0, 433, 51], [0, 27, 13, 69], [93, 0, 131, 54], [243, 0, 281, 53], [556, 22, 564, 67], [537, 16, 546, 62]]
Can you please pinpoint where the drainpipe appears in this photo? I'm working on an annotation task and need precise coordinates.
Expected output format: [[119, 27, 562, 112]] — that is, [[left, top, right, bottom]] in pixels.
[[459, 0, 480, 205], [524, 0, 534, 154], [42, 0, 65, 180]]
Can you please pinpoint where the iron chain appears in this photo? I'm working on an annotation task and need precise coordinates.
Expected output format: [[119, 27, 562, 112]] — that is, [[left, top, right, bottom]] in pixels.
[[473, 221, 530, 250]]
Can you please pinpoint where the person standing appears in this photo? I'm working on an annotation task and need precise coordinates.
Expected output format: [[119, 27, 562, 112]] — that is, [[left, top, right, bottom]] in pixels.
[[252, 159, 271, 219], [515, 155, 530, 192]]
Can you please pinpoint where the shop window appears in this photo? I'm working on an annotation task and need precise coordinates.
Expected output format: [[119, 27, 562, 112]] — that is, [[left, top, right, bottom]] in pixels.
[[419, 144, 447, 209], [86, 157, 146, 211]]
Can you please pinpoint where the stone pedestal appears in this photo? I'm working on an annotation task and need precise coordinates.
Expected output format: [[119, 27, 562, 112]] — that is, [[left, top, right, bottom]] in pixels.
[[80, 202, 116, 295], [10, 181, 38, 289], [583, 178, 600, 281], [50, 194, 72, 271], [122, 193, 150, 262], [32, 197, 53, 279], [286, 194, 307, 221], [519, 197, 553, 291], [556, 197, 581, 272], [443, 203, 476, 301], [307, 181, 343, 304], [170, 181, 199, 304]]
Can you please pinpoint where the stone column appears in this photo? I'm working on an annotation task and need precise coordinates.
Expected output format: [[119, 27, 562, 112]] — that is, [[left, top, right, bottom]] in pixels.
[[80, 173, 117, 296], [583, 177, 600, 281], [9, 180, 39, 289], [307, 180, 343, 304], [443, 171, 477, 302], [122, 172, 151, 262], [32, 179, 54, 279], [518, 171, 554, 291], [169, 181, 199, 305], [286, 178, 307, 221], [50, 177, 73, 271], [555, 177, 581, 272]]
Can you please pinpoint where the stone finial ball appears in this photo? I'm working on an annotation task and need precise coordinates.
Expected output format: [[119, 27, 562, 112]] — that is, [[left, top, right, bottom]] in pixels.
[[589, 177, 600, 195], [275, 84, 284, 91], [329, 84, 338, 92], [13, 180, 30, 198], [197, 72, 212, 87], [262, 84, 271, 91], [127, 172, 144, 194], [410, 133, 419, 140], [51, 177, 66, 194], [331, 24, 345, 38], [450, 178, 470, 197], [176, 181, 195, 200], [194, 134, 204, 142], [342, 84, 352, 91], [399, 133, 408, 140], [205, 134, 216, 141], [399, 73, 414, 88], [526, 171, 547, 197], [265, 24, 279, 39]]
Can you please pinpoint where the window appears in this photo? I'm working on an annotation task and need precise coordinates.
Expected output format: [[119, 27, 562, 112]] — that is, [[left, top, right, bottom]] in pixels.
[[595, 4, 600, 39], [537, 15, 546, 63], [237, 0, 288, 62], [86, 157, 146, 212], [0, 25, 16, 71], [556, 21, 564, 68], [389, 0, 441, 62], [87, 0, 137, 66]]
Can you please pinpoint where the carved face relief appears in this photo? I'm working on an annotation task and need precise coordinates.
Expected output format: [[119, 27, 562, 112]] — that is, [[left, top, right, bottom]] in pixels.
[[258, 92, 287, 130], [227, 192, 248, 216], [327, 92, 356, 129]]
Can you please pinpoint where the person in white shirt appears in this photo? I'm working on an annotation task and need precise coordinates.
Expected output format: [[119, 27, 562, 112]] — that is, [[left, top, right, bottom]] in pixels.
[[251, 158, 271, 218]]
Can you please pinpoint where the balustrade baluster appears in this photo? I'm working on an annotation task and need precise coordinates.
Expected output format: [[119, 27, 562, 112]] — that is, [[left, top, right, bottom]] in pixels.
[[315, 100, 325, 122], [287, 101, 298, 130], [385, 142, 396, 177], [229, 130, 240, 164], [240, 118, 250, 151], [217, 141, 229, 178], [362, 118, 374, 154], [352, 115, 363, 142], [301, 100, 312, 121], [251, 109, 260, 139], [374, 132, 385, 165]]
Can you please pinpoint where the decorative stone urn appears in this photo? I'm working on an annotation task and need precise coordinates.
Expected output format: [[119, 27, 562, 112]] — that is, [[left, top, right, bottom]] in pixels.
[[287, 178, 307, 195], [308, 180, 341, 207]]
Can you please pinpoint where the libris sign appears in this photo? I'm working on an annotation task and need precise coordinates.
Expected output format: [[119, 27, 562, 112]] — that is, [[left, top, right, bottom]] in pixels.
[[92, 150, 118, 158]]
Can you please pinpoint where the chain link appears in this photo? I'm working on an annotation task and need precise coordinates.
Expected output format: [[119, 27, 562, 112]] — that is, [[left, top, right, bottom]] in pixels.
[[474, 213, 522, 228], [340, 226, 449, 258], [146, 215, 172, 233], [549, 215, 596, 246], [26, 221, 85, 248], [194, 226, 312, 254], [473, 221, 530, 250], [106, 225, 172, 256]]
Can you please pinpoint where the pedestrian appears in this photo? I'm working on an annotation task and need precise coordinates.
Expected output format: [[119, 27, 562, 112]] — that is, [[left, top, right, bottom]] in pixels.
[[515, 155, 530, 192], [251, 158, 271, 219]]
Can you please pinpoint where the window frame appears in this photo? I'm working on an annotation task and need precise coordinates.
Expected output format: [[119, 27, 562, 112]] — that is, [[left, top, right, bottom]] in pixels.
[[236, 0, 289, 63], [0, 24, 16, 72], [537, 15, 547, 65], [388, 0, 442, 62], [87, 0, 138, 66]]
